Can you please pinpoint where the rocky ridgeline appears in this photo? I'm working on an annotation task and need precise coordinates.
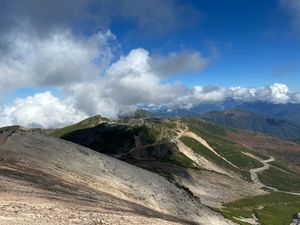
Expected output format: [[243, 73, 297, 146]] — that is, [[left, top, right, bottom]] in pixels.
[[0, 126, 52, 137], [291, 213, 300, 225]]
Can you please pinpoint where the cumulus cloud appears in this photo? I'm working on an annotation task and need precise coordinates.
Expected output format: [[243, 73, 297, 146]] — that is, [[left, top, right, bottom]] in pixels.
[[229, 83, 291, 104], [0, 29, 115, 91], [0, 24, 208, 125], [64, 48, 189, 118], [1, 31, 299, 128], [192, 86, 226, 102], [151, 51, 208, 77], [269, 83, 289, 103], [0, 0, 200, 36], [229, 86, 256, 101], [0, 92, 87, 128]]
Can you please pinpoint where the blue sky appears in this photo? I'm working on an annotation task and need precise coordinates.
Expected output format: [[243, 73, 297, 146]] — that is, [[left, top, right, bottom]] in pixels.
[[107, 0, 300, 90], [0, 0, 300, 127]]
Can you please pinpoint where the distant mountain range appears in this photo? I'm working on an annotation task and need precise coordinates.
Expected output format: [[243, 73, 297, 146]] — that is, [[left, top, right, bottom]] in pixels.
[[234, 101, 300, 125], [201, 109, 300, 140], [151, 99, 300, 125]]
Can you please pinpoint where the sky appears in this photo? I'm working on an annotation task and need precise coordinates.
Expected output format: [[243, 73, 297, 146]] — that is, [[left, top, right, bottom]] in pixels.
[[0, 0, 300, 128]]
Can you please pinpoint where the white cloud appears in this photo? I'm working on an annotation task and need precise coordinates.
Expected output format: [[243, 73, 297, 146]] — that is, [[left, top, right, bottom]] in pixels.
[[269, 83, 289, 103], [0, 0, 200, 36], [151, 50, 208, 77], [64, 48, 189, 118], [1, 27, 300, 128], [229, 83, 291, 104], [0, 92, 87, 128], [192, 86, 226, 102], [0, 28, 115, 90], [0, 28, 207, 124], [229, 86, 256, 101]]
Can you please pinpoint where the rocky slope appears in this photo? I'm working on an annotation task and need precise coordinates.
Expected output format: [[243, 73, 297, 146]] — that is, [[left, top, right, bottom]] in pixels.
[[0, 132, 235, 225], [3, 113, 300, 224], [51, 116, 266, 208]]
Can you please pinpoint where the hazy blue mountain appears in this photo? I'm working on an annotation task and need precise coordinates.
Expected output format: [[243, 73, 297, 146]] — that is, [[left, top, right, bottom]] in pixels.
[[234, 102, 300, 125], [151, 100, 300, 126], [201, 109, 300, 140], [152, 103, 223, 117]]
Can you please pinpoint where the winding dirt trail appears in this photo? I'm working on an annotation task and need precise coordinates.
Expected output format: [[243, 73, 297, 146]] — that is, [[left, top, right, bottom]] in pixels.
[[243, 152, 275, 187], [243, 152, 300, 196]]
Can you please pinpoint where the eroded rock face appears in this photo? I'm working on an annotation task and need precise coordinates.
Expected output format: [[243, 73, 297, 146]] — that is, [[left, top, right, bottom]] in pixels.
[[290, 213, 300, 225]]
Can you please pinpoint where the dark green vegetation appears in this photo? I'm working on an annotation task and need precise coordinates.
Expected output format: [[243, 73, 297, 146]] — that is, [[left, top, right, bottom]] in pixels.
[[0, 125, 23, 133], [180, 136, 238, 171], [132, 109, 155, 118], [0, 125, 21, 132], [59, 123, 151, 155], [258, 166, 300, 192], [270, 160, 300, 177], [220, 192, 300, 225], [201, 109, 300, 140], [248, 150, 270, 160], [146, 143, 196, 168], [50, 115, 109, 138], [51, 115, 191, 171]]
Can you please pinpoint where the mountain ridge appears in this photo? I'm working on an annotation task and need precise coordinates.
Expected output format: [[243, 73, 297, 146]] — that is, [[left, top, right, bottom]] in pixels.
[[2, 114, 300, 224], [201, 109, 300, 140]]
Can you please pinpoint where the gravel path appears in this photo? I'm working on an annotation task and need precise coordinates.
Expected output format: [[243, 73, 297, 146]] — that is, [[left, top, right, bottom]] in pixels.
[[243, 152, 300, 196]]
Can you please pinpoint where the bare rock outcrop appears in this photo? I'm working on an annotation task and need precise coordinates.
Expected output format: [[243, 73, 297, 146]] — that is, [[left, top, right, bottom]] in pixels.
[[291, 213, 300, 225]]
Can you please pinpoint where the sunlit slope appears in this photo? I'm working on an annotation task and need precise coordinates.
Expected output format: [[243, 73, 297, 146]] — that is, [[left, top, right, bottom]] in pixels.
[[0, 132, 237, 225], [50, 115, 109, 138]]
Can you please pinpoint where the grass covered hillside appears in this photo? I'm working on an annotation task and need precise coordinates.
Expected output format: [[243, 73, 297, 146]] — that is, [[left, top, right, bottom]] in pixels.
[[220, 192, 300, 225], [50, 115, 109, 138], [50, 113, 300, 225]]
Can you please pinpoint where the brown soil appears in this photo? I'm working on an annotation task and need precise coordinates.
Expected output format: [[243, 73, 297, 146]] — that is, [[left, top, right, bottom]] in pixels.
[[227, 130, 300, 172]]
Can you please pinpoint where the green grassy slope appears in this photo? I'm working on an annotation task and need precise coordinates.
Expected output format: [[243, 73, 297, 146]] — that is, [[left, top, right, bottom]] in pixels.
[[180, 136, 239, 172], [183, 117, 300, 187], [49, 115, 109, 138], [258, 166, 300, 192], [182, 117, 264, 179], [219, 192, 300, 225], [0, 125, 22, 132], [181, 117, 300, 224]]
